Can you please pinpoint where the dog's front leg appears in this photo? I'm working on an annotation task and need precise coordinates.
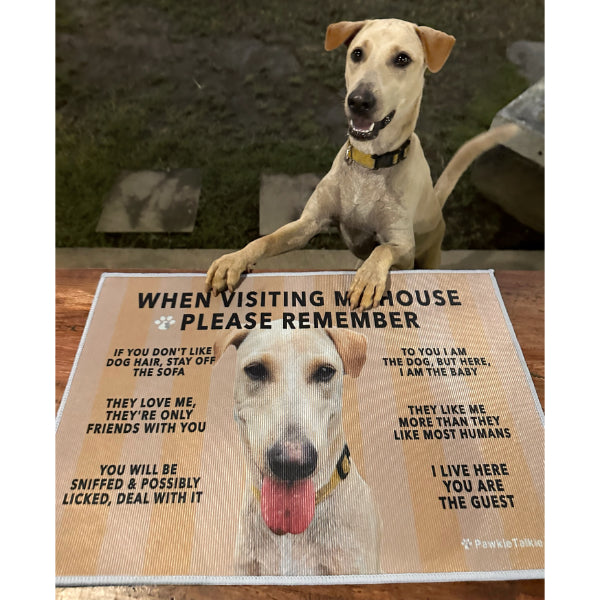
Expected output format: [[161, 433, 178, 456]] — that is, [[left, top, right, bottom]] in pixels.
[[206, 176, 340, 294], [349, 236, 414, 310], [206, 216, 324, 294]]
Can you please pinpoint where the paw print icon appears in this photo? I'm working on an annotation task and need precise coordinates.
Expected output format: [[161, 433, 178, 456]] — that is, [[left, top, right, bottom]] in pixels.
[[155, 315, 176, 330], [461, 538, 473, 550]]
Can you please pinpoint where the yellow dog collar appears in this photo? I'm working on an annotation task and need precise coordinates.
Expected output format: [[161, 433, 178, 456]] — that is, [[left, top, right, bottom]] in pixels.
[[345, 138, 411, 170], [252, 444, 351, 506]]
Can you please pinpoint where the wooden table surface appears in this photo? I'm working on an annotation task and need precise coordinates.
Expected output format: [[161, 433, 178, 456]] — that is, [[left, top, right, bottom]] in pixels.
[[55, 269, 544, 600]]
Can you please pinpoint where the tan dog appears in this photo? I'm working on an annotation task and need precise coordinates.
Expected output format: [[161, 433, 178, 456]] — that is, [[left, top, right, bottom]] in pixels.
[[206, 19, 517, 310], [215, 322, 380, 576]]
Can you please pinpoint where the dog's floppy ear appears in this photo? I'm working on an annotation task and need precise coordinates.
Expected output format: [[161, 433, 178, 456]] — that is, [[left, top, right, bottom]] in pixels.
[[325, 329, 367, 378], [325, 20, 367, 51], [415, 25, 456, 73], [214, 330, 250, 361]]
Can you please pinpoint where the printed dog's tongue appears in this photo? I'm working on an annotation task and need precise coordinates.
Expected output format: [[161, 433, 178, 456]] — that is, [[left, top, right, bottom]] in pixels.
[[261, 476, 315, 535]]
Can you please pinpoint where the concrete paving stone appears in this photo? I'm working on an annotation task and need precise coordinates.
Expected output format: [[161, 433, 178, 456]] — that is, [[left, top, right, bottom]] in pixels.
[[472, 77, 544, 232], [491, 78, 544, 167], [96, 169, 201, 233], [259, 173, 324, 235], [507, 40, 544, 85], [471, 144, 544, 233], [56, 248, 544, 272]]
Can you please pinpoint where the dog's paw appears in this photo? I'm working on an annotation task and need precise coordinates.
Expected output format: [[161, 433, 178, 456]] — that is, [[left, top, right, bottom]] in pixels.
[[348, 263, 388, 311], [205, 251, 250, 294]]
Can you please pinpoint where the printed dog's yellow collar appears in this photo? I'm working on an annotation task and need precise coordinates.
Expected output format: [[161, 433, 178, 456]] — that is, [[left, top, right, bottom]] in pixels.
[[345, 138, 411, 170], [252, 444, 351, 506], [315, 444, 351, 504]]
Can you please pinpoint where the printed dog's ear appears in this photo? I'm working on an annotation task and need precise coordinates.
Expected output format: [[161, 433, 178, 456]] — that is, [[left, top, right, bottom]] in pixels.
[[214, 330, 249, 361], [325, 329, 367, 378], [415, 25, 456, 73], [325, 20, 367, 51]]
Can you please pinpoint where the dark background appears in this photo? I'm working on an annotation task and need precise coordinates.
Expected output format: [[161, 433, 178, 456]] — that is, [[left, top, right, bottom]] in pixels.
[[56, 0, 544, 252]]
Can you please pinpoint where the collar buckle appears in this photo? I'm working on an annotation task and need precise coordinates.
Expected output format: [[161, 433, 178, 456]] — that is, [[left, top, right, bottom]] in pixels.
[[345, 143, 353, 164]]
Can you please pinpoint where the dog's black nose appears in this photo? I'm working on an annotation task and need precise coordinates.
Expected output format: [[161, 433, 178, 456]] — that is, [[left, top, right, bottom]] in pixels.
[[347, 87, 376, 115], [268, 439, 317, 481]]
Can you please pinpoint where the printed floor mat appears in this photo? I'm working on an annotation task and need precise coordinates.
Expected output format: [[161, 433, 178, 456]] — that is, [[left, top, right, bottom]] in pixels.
[[55, 271, 544, 585]]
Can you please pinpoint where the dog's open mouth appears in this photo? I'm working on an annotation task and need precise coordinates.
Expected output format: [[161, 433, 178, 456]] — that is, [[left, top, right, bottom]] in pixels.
[[349, 110, 396, 141], [260, 475, 315, 535]]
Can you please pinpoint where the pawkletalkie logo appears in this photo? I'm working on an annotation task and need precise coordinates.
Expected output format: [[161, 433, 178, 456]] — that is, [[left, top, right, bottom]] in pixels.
[[461, 537, 543, 550], [155, 315, 176, 330]]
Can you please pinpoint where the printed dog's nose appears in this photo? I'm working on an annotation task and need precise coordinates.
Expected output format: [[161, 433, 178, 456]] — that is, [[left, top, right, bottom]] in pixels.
[[347, 87, 376, 115], [267, 439, 317, 481]]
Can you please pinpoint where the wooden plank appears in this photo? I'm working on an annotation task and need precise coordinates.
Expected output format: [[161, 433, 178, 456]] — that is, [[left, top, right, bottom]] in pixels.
[[56, 580, 544, 600], [494, 271, 544, 409]]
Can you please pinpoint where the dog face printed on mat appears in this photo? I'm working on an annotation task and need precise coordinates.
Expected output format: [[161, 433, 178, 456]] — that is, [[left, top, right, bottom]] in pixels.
[[215, 322, 367, 535]]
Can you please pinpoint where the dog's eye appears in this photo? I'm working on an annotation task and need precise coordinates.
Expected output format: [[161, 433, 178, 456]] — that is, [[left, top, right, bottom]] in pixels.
[[312, 364, 336, 383], [350, 48, 363, 63], [244, 362, 268, 381], [393, 52, 412, 68]]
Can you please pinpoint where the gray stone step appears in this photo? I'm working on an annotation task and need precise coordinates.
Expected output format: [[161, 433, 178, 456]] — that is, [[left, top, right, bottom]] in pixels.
[[56, 247, 544, 271]]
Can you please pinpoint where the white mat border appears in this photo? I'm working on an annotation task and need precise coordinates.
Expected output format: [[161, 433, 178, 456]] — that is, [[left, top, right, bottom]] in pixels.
[[57, 568, 544, 587]]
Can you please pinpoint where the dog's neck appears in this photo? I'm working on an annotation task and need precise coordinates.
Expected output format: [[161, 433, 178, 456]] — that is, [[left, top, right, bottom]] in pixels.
[[345, 137, 411, 170]]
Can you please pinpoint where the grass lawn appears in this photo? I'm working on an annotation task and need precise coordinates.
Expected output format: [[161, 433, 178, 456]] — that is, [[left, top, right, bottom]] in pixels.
[[56, 0, 544, 251]]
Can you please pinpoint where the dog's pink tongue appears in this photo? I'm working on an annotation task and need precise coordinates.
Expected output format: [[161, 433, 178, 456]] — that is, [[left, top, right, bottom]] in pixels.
[[261, 477, 315, 535]]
